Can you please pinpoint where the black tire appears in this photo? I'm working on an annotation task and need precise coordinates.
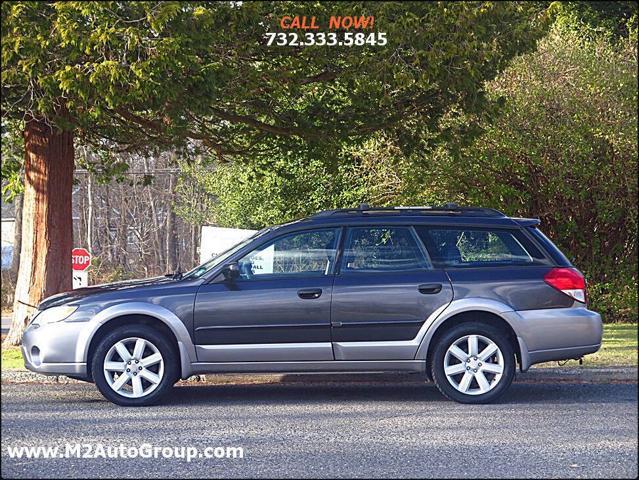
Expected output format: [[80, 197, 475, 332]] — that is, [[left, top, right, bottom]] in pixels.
[[91, 325, 179, 406], [431, 322, 515, 404]]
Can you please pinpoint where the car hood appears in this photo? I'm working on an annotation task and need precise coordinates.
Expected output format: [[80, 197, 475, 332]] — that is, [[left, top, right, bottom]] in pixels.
[[37, 276, 176, 310]]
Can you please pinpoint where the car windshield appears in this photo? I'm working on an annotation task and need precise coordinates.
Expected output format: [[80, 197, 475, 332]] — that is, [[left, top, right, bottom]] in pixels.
[[182, 227, 271, 279]]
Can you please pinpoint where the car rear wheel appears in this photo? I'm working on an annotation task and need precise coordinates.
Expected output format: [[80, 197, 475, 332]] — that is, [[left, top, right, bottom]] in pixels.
[[431, 322, 515, 404], [92, 325, 178, 406]]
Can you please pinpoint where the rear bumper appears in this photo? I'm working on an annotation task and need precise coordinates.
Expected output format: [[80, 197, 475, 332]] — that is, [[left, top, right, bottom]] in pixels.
[[526, 343, 601, 367], [508, 306, 603, 371]]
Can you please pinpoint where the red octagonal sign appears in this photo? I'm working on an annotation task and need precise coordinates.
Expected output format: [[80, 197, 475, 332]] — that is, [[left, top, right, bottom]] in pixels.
[[72, 248, 92, 271]]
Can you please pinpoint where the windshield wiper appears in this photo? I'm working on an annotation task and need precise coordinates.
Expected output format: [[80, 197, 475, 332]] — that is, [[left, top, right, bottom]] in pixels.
[[164, 267, 183, 280]]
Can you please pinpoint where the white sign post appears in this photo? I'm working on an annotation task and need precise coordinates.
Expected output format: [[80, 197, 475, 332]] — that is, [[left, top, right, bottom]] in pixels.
[[72, 247, 92, 289], [72, 271, 89, 289]]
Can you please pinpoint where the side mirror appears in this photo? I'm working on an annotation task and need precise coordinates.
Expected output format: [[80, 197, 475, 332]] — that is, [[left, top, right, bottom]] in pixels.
[[222, 262, 240, 281]]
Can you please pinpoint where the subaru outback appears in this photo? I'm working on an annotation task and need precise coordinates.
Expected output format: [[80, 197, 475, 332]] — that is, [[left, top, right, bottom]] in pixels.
[[21, 205, 602, 406]]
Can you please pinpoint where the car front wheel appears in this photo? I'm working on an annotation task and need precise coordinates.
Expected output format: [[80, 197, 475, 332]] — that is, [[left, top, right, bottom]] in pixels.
[[431, 322, 515, 404], [92, 325, 178, 406]]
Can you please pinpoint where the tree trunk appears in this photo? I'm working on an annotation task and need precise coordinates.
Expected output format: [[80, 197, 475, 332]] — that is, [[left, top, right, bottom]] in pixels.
[[78, 181, 86, 246], [87, 173, 94, 251], [165, 174, 178, 272], [117, 185, 128, 270], [104, 183, 113, 264], [191, 223, 197, 267], [4, 118, 74, 346], [10, 194, 23, 276], [144, 157, 164, 271]]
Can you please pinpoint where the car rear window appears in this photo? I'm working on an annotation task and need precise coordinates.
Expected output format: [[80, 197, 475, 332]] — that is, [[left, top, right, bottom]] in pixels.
[[415, 227, 547, 268]]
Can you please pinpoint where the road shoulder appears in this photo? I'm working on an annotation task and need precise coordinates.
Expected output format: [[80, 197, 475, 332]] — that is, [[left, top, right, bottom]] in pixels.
[[2, 366, 637, 385]]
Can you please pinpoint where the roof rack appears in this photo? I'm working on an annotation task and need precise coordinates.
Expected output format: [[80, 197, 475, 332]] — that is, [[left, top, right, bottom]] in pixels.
[[312, 203, 506, 218]]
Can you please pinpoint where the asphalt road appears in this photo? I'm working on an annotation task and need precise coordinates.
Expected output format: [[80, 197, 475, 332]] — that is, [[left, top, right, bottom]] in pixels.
[[1, 379, 637, 479]]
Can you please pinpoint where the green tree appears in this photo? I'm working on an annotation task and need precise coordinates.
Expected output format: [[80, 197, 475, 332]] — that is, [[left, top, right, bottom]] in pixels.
[[187, 9, 638, 321], [1, 1, 544, 344], [433, 25, 638, 320], [176, 135, 433, 228], [0, 120, 24, 200], [549, 1, 637, 39]]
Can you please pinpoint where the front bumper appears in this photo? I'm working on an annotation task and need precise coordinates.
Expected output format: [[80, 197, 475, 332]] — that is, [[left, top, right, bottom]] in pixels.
[[508, 306, 603, 370], [21, 320, 88, 377]]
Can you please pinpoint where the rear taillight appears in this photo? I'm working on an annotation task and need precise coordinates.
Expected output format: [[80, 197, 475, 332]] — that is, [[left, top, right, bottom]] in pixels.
[[544, 268, 587, 303]]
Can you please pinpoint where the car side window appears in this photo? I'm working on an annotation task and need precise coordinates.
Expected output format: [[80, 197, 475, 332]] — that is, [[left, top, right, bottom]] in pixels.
[[340, 227, 429, 272], [237, 228, 339, 280], [415, 227, 547, 268]]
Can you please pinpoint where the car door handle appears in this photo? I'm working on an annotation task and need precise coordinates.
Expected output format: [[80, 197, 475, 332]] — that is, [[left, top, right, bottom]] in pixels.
[[418, 283, 442, 294], [298, 288, 322, 299]]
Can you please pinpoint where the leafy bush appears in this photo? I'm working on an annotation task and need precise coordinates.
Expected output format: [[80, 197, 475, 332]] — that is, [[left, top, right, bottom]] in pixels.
[[437, 26, 637, 321], [588, 277, 638, 323]]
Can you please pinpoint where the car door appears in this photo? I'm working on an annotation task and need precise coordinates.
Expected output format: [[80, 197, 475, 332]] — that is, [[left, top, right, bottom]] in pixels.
[[330, 225, 453, 360], [193, 228, 340, 362]]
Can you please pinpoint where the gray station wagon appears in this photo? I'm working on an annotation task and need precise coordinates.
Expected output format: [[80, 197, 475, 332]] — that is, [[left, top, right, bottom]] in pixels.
[[21, 205, 602, 406]]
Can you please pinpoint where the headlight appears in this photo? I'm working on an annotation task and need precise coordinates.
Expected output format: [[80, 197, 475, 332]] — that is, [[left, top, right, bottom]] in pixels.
[[32, 305, 78, 326]]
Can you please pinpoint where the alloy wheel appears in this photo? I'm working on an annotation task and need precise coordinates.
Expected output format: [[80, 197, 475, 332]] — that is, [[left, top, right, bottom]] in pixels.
[[443, 334, 504, 396], [103, 337, 165, 398]]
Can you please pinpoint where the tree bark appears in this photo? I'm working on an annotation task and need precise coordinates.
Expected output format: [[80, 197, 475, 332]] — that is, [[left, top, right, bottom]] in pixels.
[[116, 184, 128, 270], [191, 223, 197, 267], [104, 183, 113, 264], [5, 118, 74, 346], [165, 174, 178, 272], [87, 173, 94, 251], [78, 181, 86, 246], [144, 157, 164, 270], [10, 194, 23, 276]]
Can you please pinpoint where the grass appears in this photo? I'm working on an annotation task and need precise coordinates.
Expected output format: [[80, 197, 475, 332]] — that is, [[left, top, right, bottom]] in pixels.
[[1, 324, 637, 372], [1, 345, 23, 371], [582, 323, 637, 367]]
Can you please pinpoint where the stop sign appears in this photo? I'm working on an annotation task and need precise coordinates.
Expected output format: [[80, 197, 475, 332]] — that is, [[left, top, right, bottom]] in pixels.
[[71, 248, 92, 271]]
